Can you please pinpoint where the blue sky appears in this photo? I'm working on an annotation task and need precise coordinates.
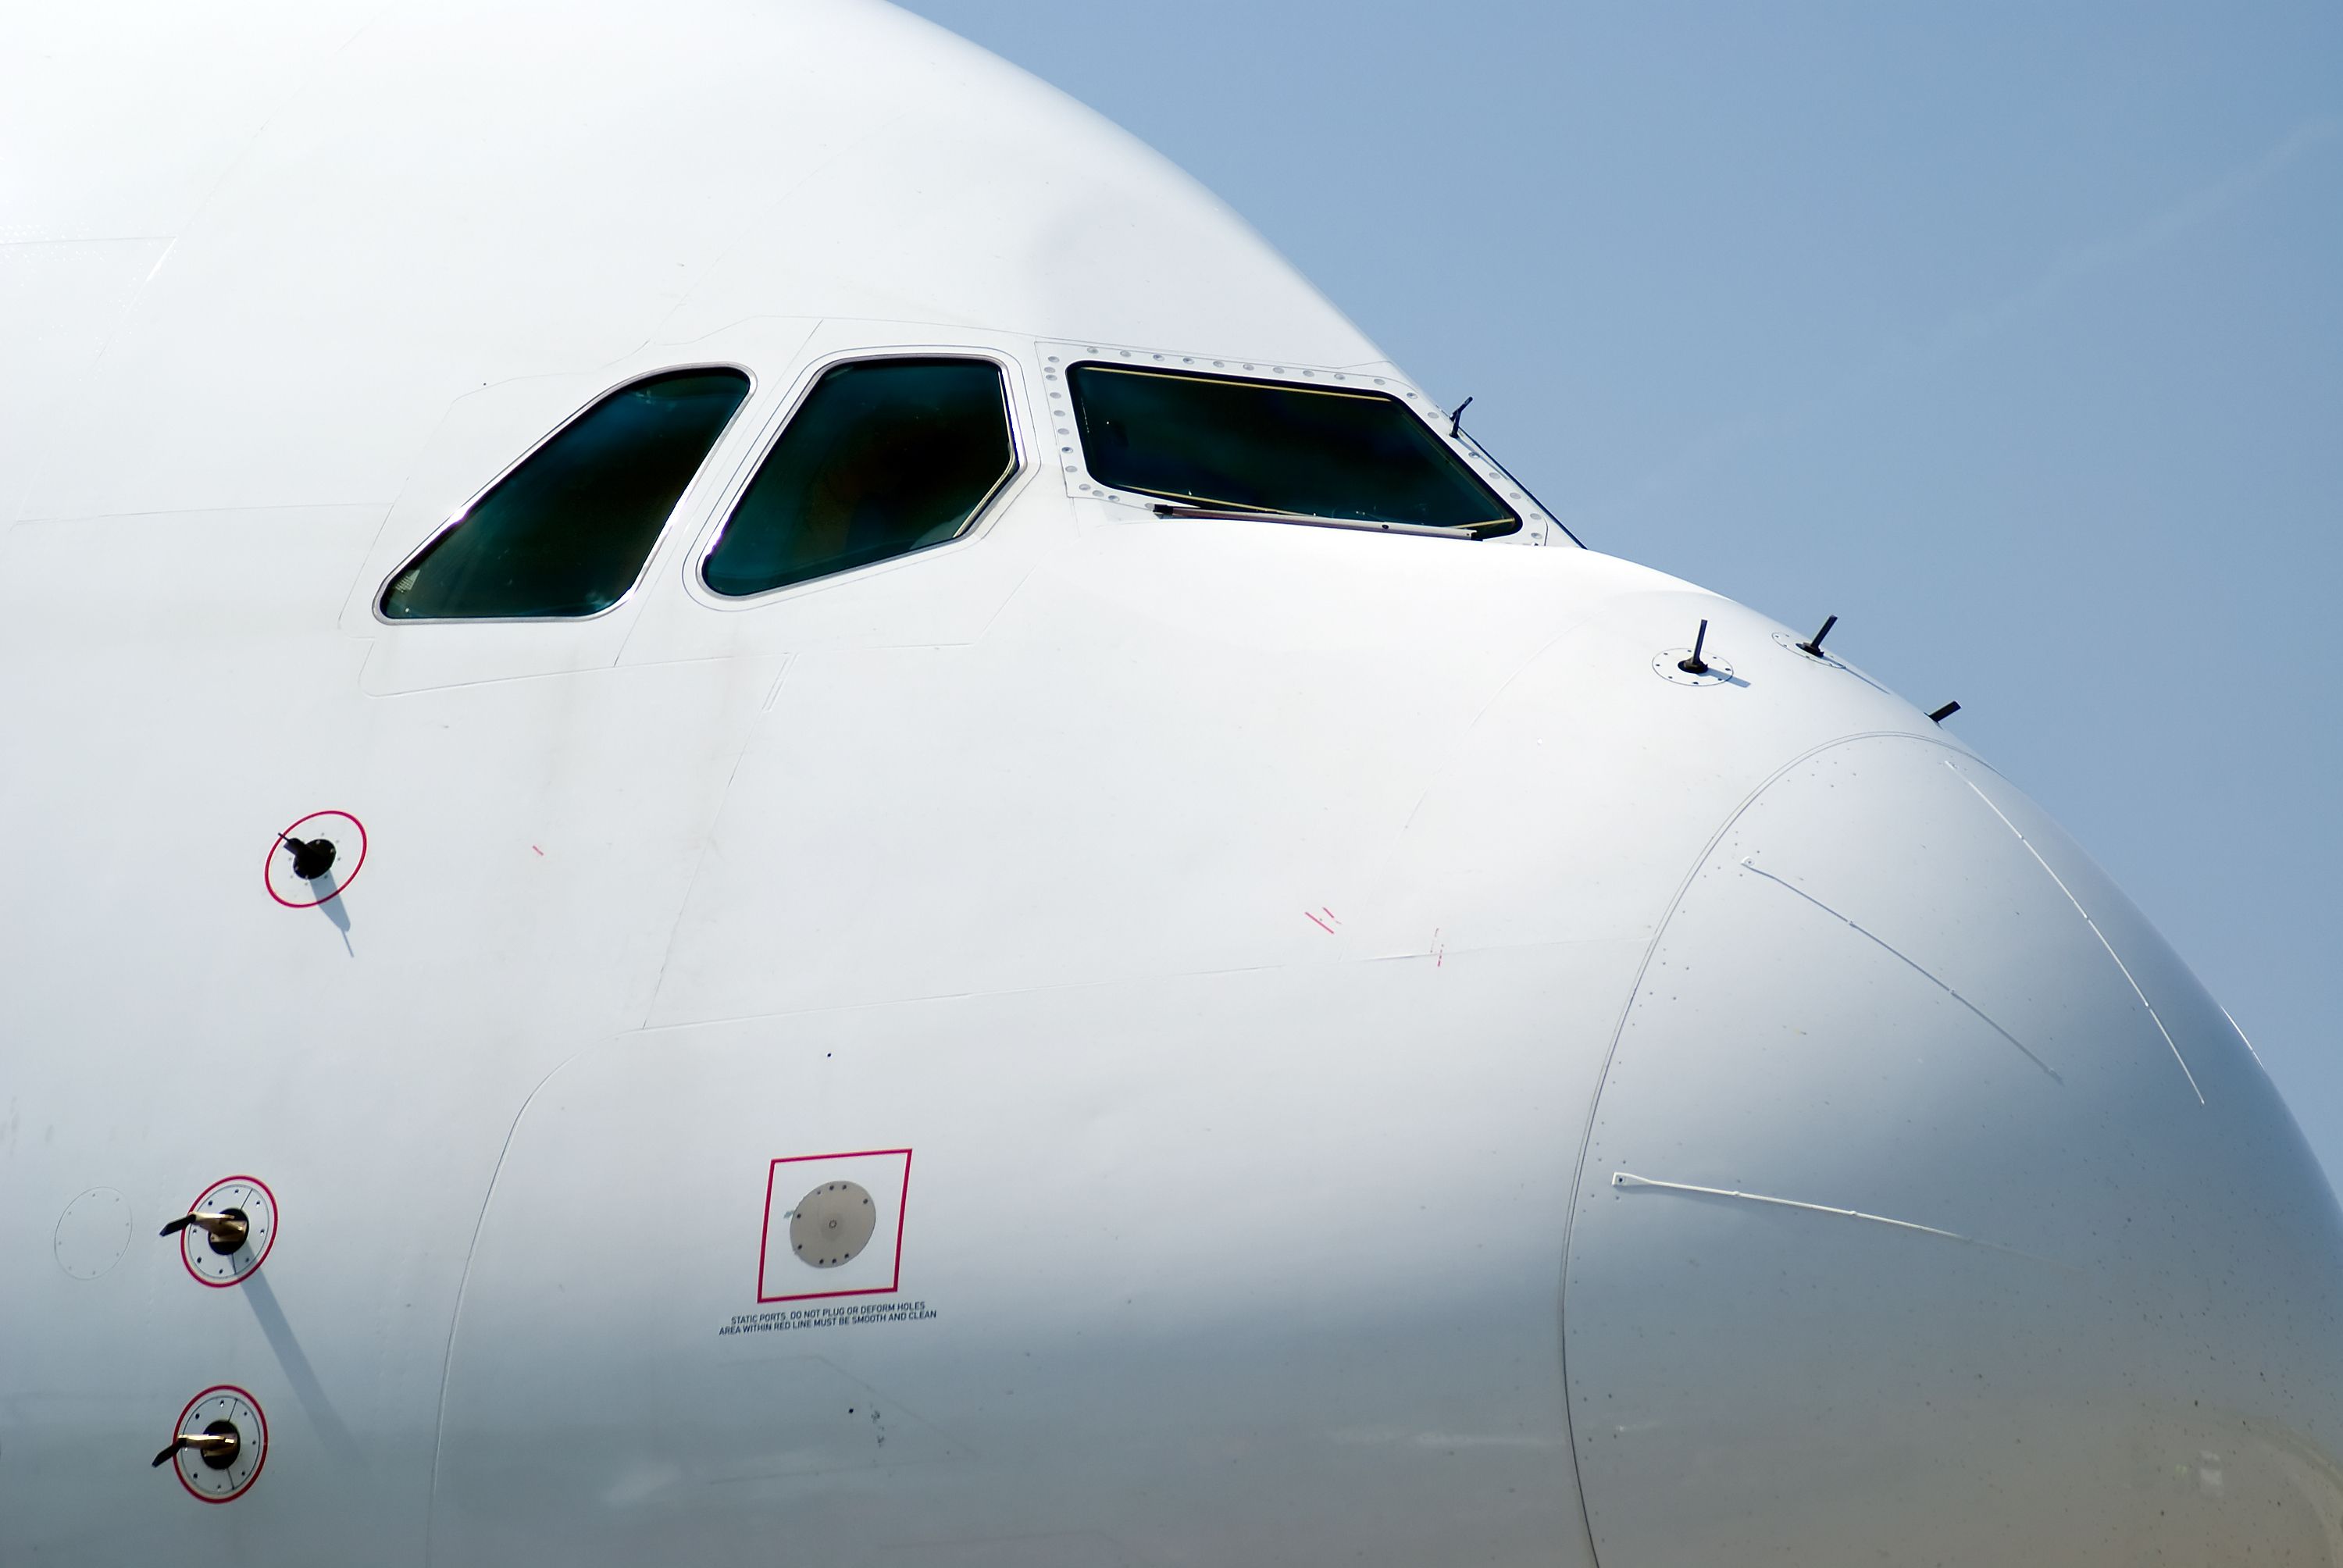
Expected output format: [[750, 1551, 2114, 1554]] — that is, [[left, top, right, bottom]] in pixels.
[[900, 1, 2343, 1186]]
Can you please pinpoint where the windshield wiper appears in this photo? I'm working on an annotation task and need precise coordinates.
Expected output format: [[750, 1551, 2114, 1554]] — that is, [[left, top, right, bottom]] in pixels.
[[1148, 503, 1520, 541]]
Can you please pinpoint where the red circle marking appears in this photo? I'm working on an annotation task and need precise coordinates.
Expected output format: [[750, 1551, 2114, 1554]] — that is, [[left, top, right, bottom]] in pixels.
[[178, 1174, 276, 1288], [169, 1384, 267, 1504], [264, 811, 367, 909]]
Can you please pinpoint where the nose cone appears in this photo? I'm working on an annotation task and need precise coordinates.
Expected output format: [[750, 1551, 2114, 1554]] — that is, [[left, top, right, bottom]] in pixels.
[[1564, 734, 2343, 1565]]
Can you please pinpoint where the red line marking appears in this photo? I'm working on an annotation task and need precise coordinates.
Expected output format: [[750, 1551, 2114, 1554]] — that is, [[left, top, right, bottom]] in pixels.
[[756, 1148, 915, 1304], [769, 1146, 915, 1166], [753, 1157, 781, 1304], [179, 1174, 276, 1288], [531, 845, 544, 856], [1321, 907, 1340, 924], [263, 811, 367, 909], [169, 1384, 266, 1503], [1305, 911, 1333, 933], [890, 1147, 912, 1295]]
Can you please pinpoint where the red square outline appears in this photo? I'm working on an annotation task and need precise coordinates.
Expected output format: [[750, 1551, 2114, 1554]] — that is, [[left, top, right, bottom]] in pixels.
[[756, 1147, 913, 1304]]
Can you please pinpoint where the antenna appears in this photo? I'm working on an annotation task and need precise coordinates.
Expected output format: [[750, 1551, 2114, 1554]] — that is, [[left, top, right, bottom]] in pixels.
[[1678, 619, 1711, 676]]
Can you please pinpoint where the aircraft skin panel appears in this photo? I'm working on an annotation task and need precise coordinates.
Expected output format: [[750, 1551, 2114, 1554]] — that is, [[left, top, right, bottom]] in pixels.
[[640, 537, 1931, 1029], [8, 2, 1378, 529], [0, 645, 789, 1563], [0, 237, 173, 531], [5, 2, 2341, 1564], [1567, 736, 2343, 1563], [430, 949, 1631, 1566]]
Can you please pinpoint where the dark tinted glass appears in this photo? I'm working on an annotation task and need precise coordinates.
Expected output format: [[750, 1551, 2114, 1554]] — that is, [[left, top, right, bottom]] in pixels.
[[703, 358, 1015, 597], [1066, 363, 1515, 530], [381, 369, 751, 619]]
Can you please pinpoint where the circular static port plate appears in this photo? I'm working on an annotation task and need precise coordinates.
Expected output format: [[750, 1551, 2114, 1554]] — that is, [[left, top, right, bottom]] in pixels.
[[1652, 647, 1735, 688], [790, 1181, 877, 1268], [264, 811, 367, 908], [180, 1176, 276, 1287], [171, 1386, 267, 1503], [53, 1187, 132, 1280]]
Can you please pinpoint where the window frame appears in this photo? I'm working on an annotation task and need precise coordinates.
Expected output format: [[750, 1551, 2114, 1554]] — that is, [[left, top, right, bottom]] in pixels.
[[372, 361, 758, 626], [1037, 344, 1572, 547], [685, 347, 1030, 609], [1061, 358, 1520, 536]]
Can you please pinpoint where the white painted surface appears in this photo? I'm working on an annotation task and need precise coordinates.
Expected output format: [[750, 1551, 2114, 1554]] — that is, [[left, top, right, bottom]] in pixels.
[[2, 2, 2338, 1564]]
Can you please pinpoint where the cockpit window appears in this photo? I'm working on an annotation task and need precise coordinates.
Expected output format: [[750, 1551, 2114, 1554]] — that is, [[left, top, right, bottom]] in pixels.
[[1065, 363, 1517, 533], [701, 358, 1015, 598], [382, 369, 750, 620]]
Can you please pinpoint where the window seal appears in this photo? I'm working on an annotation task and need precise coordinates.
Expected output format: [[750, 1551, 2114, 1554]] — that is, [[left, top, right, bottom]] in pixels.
[[1147, 502, 1518, 541], [684, 347, 1029, 609], [371, 361, 758, 628], [1057, 357, 1525, 540]]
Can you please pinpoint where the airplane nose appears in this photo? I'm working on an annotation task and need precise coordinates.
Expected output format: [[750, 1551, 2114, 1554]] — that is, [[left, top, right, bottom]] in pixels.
[[1562, 732, 2343, 1566]]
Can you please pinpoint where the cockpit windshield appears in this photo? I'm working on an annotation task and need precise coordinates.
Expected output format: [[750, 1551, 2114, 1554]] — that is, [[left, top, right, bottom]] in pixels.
[[381, 368, 751, 619], [1065, 363, 1517, 534]]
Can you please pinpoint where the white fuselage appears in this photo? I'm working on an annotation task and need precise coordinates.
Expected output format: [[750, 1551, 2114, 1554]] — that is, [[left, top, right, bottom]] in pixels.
[[6, 5, 2341, 1566]]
